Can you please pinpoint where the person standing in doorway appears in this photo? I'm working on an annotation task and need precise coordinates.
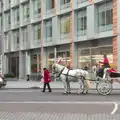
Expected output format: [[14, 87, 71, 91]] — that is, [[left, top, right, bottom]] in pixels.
[[41, 68, 52, 92]]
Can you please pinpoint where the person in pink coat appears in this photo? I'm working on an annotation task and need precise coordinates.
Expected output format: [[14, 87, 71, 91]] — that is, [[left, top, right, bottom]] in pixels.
[[41, 68, 52, 92]]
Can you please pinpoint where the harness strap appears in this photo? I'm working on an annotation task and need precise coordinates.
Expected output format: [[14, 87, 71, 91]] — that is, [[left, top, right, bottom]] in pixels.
[[55, 67, 65, 78], [66, 70, 70, 83]]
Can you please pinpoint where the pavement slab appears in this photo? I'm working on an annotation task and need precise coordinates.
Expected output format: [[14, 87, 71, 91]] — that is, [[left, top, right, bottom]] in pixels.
[[0, 103, 115, 113], [0, 112, 119, 120]]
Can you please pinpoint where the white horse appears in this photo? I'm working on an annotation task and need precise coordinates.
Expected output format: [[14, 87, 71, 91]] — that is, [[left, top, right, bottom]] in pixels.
[[52, 63, 89, 94]]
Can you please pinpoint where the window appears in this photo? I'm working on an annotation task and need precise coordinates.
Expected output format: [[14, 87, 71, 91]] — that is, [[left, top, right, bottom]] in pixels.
[[0, 15, 2, 32], [45, 19, 52, 41], [5, 32, 11, 50], [77, 9, 87, 36], [22, 27, 28, 44], [13, 29, 19, 45], [5, 0, 11, 9], [13, 8, 19, 26], [33, 23, 41, 40], [33, 0, 41, 18], [97, 1, 112, 32], [4, 12, 11, 30], [60, 0, 70, 9], [60, 14, 70, 39], [23, 3, 30, 22], [46, 0, 54, 10]]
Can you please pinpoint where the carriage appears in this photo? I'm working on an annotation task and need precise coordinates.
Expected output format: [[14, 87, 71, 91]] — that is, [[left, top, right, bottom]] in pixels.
[[96, 69, 120, 95], [52, 63, 120, 96]]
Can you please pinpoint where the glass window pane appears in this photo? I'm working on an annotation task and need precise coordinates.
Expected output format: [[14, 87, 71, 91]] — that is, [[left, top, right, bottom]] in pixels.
[[78, 49, 91, 70], [30, 55, 37, 73]]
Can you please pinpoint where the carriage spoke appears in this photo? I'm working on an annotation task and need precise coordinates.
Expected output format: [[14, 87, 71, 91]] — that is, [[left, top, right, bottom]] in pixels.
[[96, 80, 112, 95]]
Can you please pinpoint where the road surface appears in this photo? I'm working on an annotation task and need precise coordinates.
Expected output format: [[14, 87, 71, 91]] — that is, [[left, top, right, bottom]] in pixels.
[[0, 89, 119, 120]]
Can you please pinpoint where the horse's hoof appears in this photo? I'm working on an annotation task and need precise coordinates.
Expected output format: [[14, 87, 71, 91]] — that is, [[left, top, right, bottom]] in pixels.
[[63, 92, 68, 94], [86, 91, 88, 94], [77, 92, 80, 95]]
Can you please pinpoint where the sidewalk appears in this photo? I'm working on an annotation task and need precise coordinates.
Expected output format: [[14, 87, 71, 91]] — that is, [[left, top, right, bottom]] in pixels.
[[4, 80, 120, 89]]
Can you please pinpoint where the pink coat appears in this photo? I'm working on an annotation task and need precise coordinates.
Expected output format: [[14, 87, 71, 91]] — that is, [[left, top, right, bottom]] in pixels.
[[44, 70, 51, 83]]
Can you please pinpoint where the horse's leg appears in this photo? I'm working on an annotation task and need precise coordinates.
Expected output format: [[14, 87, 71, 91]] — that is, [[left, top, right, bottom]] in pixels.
[[62, 79, 68, 94], [67, 81, 71, 94], [78, 79, 83, 94], [83, 80, 88, 94]]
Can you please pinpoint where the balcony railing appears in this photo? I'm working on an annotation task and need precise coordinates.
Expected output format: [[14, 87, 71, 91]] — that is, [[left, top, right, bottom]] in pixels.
[[21, 42, 30, 50], [31, 40, 41, 48], [60, 33, 70, 39], [12, 22, 20, 29], [46, 8, 54, 14], [77, 0, 88, 4], [4, 24, 11, 31], [60, 3, 70, 10], [12, 43, 20, 51], [4, 3, 11, 10], [11, 0, 20, 7], [77, 30, 87, 36]]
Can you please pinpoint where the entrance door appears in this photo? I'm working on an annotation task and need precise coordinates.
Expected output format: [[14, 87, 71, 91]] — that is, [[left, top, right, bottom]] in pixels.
[[10, 57, 19, 77]]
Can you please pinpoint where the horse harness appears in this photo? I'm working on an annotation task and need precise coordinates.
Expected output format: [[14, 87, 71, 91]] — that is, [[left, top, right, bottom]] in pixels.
[[53, 66, 84, 82]]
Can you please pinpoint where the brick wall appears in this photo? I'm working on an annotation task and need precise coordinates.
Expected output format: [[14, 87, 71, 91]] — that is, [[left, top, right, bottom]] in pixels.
[[112, 0, 118, 70], [70, 0, 73, 67]]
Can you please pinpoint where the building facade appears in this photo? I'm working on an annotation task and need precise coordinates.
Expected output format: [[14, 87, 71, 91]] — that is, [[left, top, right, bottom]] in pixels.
[[0, 0, 120, 79]]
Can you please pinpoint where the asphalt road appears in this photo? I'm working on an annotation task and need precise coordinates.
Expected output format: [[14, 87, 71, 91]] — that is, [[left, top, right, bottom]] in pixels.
[[0, 89, 120, 120]]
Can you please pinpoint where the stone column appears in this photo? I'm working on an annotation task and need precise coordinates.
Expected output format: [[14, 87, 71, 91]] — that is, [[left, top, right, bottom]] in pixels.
[[19, 51, 25, 79], [4, 55, 8, 74]]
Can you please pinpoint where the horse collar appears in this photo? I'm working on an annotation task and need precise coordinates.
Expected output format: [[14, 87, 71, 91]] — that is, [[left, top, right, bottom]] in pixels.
[[56, 67, 65, 77]]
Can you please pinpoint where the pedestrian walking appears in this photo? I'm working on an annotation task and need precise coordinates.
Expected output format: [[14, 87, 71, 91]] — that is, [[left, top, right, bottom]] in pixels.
[[41, 68, 52, 92]]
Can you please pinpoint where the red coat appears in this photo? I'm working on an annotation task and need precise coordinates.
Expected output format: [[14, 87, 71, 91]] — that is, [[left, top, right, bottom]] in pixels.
[[44, 70, 51, 83], [99, 58, 109, 65]]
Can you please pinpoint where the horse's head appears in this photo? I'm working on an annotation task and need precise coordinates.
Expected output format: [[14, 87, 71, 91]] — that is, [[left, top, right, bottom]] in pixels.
[[52, 63, 57, 74], [52, 63, 65, 74]]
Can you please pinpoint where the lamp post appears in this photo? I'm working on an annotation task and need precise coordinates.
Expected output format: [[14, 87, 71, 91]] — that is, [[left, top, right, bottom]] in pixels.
[[0, 0, 4, 76]]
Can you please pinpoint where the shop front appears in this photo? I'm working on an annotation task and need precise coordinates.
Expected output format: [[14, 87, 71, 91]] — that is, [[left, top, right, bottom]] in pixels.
[[30, 54, 40, 73], [47, 51, 70, 72], [77, 46, 113, 70], [76, 38, 113, 79]]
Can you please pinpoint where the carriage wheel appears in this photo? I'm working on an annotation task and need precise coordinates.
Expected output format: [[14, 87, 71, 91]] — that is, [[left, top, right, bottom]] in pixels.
[[96, 80, 112, 95]]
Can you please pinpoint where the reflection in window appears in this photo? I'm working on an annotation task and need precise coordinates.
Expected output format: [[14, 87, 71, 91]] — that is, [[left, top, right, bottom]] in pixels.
[[30, 55, 37, 73], [60, 0, 70, 9], [97, 1, 112, 32], [23, 3, 30, 22], [45, 19, 52, 41], [33, 0, 41, 18], [77, 9, 87, 36], [33, 23, 41, 40], [60, 14, 70, 39], [78, 49, 91, 70]]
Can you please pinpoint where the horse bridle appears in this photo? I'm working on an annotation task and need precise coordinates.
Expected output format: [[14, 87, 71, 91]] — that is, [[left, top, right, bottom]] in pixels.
[[52, 65, 65, 78]]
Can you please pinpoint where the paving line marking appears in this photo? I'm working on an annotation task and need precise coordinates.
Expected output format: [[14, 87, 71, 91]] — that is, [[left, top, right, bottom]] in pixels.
[[0, 101, 119, 104], [0, 90, 41, 93], [111, 102, 118, 114]]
